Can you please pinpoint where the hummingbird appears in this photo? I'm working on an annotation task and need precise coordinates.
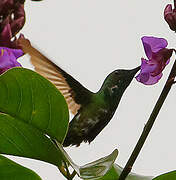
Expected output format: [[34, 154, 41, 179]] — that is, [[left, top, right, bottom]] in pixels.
[[19, 38, 140, 147]]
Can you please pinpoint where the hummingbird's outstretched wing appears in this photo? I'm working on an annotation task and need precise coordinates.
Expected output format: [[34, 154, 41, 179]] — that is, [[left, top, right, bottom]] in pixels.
[[19, 38, 92, 115]]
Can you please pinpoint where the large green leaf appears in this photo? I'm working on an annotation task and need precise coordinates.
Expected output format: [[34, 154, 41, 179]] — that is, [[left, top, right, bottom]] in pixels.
[[153, 171, 176, 180], [96, 164, 153, 180], [0, 113, 64, 167], [0, 154, 42, 180], [0, 68, 69, 143]]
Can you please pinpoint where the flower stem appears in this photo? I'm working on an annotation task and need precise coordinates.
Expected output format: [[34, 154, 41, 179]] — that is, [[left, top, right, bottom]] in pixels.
[[58, 165, 69, 179], [52, 139, 73, 180], [70, 170, 77, 179], [118, 59, 176, 180]]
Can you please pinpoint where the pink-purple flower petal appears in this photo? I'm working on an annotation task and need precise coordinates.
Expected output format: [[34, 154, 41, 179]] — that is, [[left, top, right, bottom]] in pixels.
[[0, 47, 22, 74], [3, 47, 24, 58], [136, 58, 163, 85], [142, 36, 168, 59]]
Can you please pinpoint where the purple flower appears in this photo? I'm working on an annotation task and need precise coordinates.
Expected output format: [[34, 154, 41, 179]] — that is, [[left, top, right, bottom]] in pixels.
[[164, 1, 176, 32], [136, 36, 173, 85], [0, 47, 23, 74]]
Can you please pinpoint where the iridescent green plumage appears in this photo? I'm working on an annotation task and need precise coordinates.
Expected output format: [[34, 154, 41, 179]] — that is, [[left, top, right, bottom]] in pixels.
[[63, 68, 140, 146], [20, 38, 140, 147]]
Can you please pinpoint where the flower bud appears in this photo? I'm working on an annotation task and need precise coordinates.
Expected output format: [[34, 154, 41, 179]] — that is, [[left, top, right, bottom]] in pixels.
[[164, 4, 176, 31], [0, 0, 13, 16], [0, 1, 25, 48], [10, 4, 25, 36]]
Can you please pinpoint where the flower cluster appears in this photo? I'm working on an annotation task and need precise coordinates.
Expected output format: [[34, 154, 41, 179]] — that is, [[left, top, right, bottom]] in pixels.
[[0, 0, 25, 74], [135, 1, 176, 85], [0, 0, 175, 86]]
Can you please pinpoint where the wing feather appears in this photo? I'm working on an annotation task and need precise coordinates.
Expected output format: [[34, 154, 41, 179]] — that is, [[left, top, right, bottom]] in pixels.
[[19, 38, 84, 115]]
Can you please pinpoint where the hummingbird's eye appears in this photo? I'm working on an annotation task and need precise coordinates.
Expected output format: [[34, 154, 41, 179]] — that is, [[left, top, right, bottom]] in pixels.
[[111, 85, 118, 92], [115, 71, 120, 75]]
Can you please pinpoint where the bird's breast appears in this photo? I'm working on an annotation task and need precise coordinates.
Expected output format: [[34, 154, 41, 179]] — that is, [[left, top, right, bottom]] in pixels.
[[73, 105, 113, 141], [64, 100, 117, 146]]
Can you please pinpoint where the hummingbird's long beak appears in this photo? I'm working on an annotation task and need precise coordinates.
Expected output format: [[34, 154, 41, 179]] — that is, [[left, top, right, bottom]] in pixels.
[[129, 66, 141, 76]]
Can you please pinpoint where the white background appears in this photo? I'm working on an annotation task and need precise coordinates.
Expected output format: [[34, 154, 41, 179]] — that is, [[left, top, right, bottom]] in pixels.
[[7, 0, 176, 179]]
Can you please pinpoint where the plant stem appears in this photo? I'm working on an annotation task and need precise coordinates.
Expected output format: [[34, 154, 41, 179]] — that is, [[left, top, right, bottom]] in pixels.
[[58, 166, 69, 179], [58, 160, 74, 180], [70, 170, 77, 179], [52, 139, 73, 180], [118, 59, 176, 180], [63, 160, 72, 179]]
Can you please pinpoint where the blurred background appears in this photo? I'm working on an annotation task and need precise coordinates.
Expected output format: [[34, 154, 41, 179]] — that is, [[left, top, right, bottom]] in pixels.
[[7, 0, 176, 179]]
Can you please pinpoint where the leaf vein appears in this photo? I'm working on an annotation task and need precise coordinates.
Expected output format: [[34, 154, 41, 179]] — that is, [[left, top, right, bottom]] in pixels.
[[37, 77, 51, 131], [0, 79, 9, 107], [46, 94, 52, 131], [29, 77, 35, 124], [5, 118, 37, 155], [12, 75, 22, 114], [0, 130, 24, 154]]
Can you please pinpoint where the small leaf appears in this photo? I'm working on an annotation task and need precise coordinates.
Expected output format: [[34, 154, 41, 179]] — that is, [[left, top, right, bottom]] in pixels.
[[80, 149, 118, 179], [56, 143, 118, 179], [0, 68, 69, 143], [0, 113, 64, 167], [153, 171, 176, 180], [0, 154, 42, 180]]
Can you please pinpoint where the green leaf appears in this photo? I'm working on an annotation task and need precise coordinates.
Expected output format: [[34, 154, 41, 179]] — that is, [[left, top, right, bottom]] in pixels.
[[153, 171, 176, 180], [0, 68, 69, 143], [80, 149, 118, 179], [96, 164, 153, 180], [56, 143, 118, 179], [0, 154, 42, 180], [0, 113, 64, 167]]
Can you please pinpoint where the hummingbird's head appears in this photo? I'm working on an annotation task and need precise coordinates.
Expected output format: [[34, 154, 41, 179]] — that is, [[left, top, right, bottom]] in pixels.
[[102, 66, 140, 93]]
